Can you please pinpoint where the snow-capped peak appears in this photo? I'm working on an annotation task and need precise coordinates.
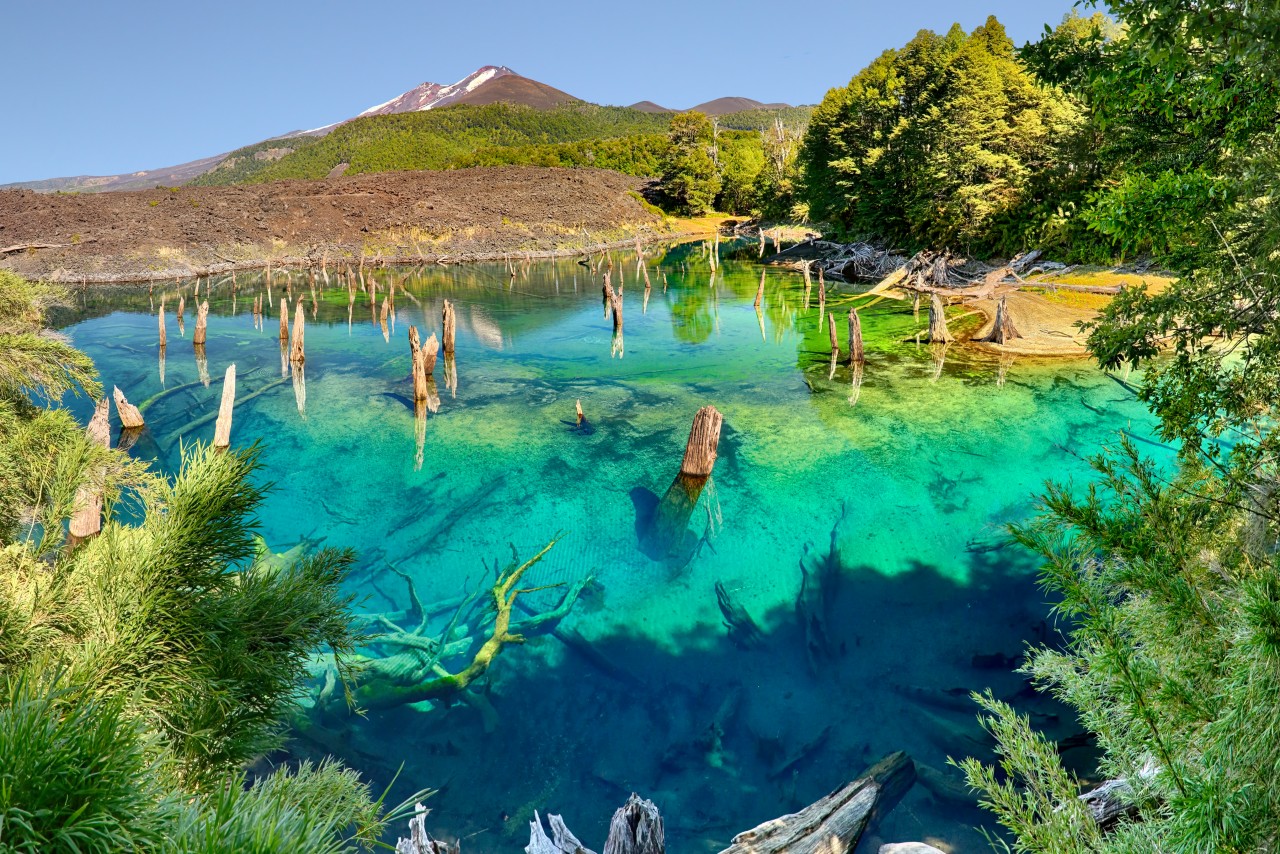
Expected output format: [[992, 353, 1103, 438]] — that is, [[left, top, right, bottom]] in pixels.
[[356, 66, 516, 118]]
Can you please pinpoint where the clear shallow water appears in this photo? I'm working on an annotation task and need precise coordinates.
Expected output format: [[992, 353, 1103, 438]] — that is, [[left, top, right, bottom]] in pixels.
[[57, 243, 1159, 853]]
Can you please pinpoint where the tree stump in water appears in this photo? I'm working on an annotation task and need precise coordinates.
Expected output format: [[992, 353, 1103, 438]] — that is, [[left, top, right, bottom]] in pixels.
[[604, 794, 664, 854], [192, 301, 209, 346], [827, 312, 839, 359], [754, 270, 765, 309], [422, 333, 440, 375], [648, 407, 723, 562], [279, 299, 289, 341], [69, 398, 111, 540], [213, 364, 235, 449], [576, 399, 585, 426], [927, 294, 952, 344], [980, 295, 1022, 344], [112, 386, 145, 429], [718, 752, 915, 854], [442, 299, 456, 354], [158, 302, 167, 347], [395, 803, 459, 854], [847, 309, 864, 366], [290, 301, 306, 363], [409, 326, 429, 402], [528, 812, 597, 854]]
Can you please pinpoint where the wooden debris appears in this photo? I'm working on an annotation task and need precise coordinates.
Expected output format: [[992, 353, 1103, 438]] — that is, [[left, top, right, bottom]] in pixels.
[[827, 312, 839, 358], [422, 333, 439, 375], [177, 295, 185, 317], [442, 299, 456, 354], [69, 398, 110, 540], [980, 295, 1022, 344], [604, 794, 664, 854], [213, 364, 235, 449], [679, 405, 722, 477], [395, 803, 458, 854], [290, 301, 306, 364], [192, 301, 209, 346], [279, 299, 289, 341], [112, 386, 145, 429], [576, 399, 585, 426], [158, 302, 167, 347], [847, 309, 865, 365], [927, 294, 953, 344], [648, 406, 723, 562], [732, 752, 915, 854], [754, 270, 765, 310]]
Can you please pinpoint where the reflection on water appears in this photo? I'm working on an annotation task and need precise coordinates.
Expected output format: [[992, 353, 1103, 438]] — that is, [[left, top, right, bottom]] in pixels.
[[55, 242, 1157, 853]]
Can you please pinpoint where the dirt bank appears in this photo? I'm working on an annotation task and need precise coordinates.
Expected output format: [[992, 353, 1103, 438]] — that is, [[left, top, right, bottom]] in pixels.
[[0, 167, 689, 283]]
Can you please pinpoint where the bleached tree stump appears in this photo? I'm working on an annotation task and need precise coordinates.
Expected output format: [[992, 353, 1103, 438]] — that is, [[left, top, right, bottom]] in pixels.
[[422, 333, 440, 375], [603, 794, 664, 854], [213, 364, 236, 449], [192, 301, 209, 346], [290, 301, 306, 364], [528, 811, 596, 854], [69, 398, 111, 540], [980, 295, 1022, 345], [648, 406, 723, 561], [443, 299, 457, 354], [927, 294, 953, 344], [112, 386, 145, 429]]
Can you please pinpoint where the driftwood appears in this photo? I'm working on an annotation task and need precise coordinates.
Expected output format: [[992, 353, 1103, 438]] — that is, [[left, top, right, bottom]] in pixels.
[[443, 299, 457, 354], [727, 752, 915, 854], [715, 582, 764, 649], [926, 294, 952, 344], [1078, 778, 1140, 830], [213, 364, 236, 449], [192, 301, 209, 346], [396, 803, 458, 854], [979, 295, 1021, 344], [290, 301, 306, 363], [69, 398, 111, 540], [113, 386, 145, 429], [604, 795, 664, 854]]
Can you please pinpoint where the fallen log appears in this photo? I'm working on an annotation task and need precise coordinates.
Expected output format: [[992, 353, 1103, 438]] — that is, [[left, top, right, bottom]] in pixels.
[[213, 364, 236, 449], [730, 752, 915, 854]]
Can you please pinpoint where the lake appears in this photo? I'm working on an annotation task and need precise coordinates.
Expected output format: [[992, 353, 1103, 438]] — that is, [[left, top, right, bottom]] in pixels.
[[55, 240, 1157, 852]]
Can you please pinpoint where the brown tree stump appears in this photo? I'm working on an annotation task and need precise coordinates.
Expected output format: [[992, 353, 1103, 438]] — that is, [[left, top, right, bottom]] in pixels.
[[648, 406, 723, 562], [604, 794, 664, 854], [827, 312, 839, 359], [290, 301, 306, 364], [980, 295, 1022, 344], [112, 386, 145, 429], [927, 294, 953, 344], [754, 270, 765, 310], [158, 302, 167, 347], [848, 308, 865, 365], [279, 299, 290, 341], [192, 301, 209, 346], [442, 299, 457, 354]]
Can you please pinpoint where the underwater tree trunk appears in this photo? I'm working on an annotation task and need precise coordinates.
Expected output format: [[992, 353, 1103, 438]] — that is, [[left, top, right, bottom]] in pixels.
[[718, 752, 915, 854], [69, 397, 111, 540], [213, 364, 236, 449], [980, 295, 1022, 344], [716, 581, 764, 649], [927, 294, 952, 344], [647, 406, 723, 563]]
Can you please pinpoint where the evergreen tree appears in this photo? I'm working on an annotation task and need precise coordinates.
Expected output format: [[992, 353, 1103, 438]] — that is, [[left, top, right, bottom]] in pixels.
[[659, 111, 722, 214]]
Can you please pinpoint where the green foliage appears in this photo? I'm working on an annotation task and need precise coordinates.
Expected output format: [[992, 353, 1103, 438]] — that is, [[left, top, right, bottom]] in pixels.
[[800, 17, 1084, 253], [0, 272, 413, 852], [658, 111, 721, 215], [0, 271, 98, 404]]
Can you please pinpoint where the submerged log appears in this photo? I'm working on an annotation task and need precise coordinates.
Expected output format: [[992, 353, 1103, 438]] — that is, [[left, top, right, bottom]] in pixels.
[[847, 309, 864, 366], [722, 752, 915, 854], [69, 398, 111, 540], [926, 294, 952, 344], [113, 386, 145, 429], [290, 301, 306, 363], [647, 406, 724, 563], [716, 581, 764, 649], [604, 794, 664, 854], [980, 295, 1022, 344], [442, 299, 457, 354], [192, 301, 209, 346], [213, 364, 236, 449]]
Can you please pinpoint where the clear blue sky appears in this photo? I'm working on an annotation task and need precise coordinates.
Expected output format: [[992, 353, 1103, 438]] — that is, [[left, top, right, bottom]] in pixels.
[[1, 0, 1079, 184]]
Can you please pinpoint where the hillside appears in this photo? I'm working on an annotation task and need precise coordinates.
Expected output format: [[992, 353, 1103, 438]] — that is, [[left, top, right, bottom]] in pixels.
[[194, 102, 812, 187]]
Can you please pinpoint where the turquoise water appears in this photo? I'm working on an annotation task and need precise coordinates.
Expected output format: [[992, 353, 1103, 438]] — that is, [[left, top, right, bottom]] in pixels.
[[56, 243, 1158, 852]]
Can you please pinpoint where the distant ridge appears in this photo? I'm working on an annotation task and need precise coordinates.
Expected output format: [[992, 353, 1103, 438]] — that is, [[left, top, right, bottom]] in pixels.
[[450, 74, 580, 109], [628, 100, 673, 113], [689, 97, 793, 115]]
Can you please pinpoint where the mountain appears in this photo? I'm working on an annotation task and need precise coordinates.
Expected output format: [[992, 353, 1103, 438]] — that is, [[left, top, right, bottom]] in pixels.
[[2, 66, 583, 192], [628, 101, 673, 113], [689, 97, 793, 115]]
